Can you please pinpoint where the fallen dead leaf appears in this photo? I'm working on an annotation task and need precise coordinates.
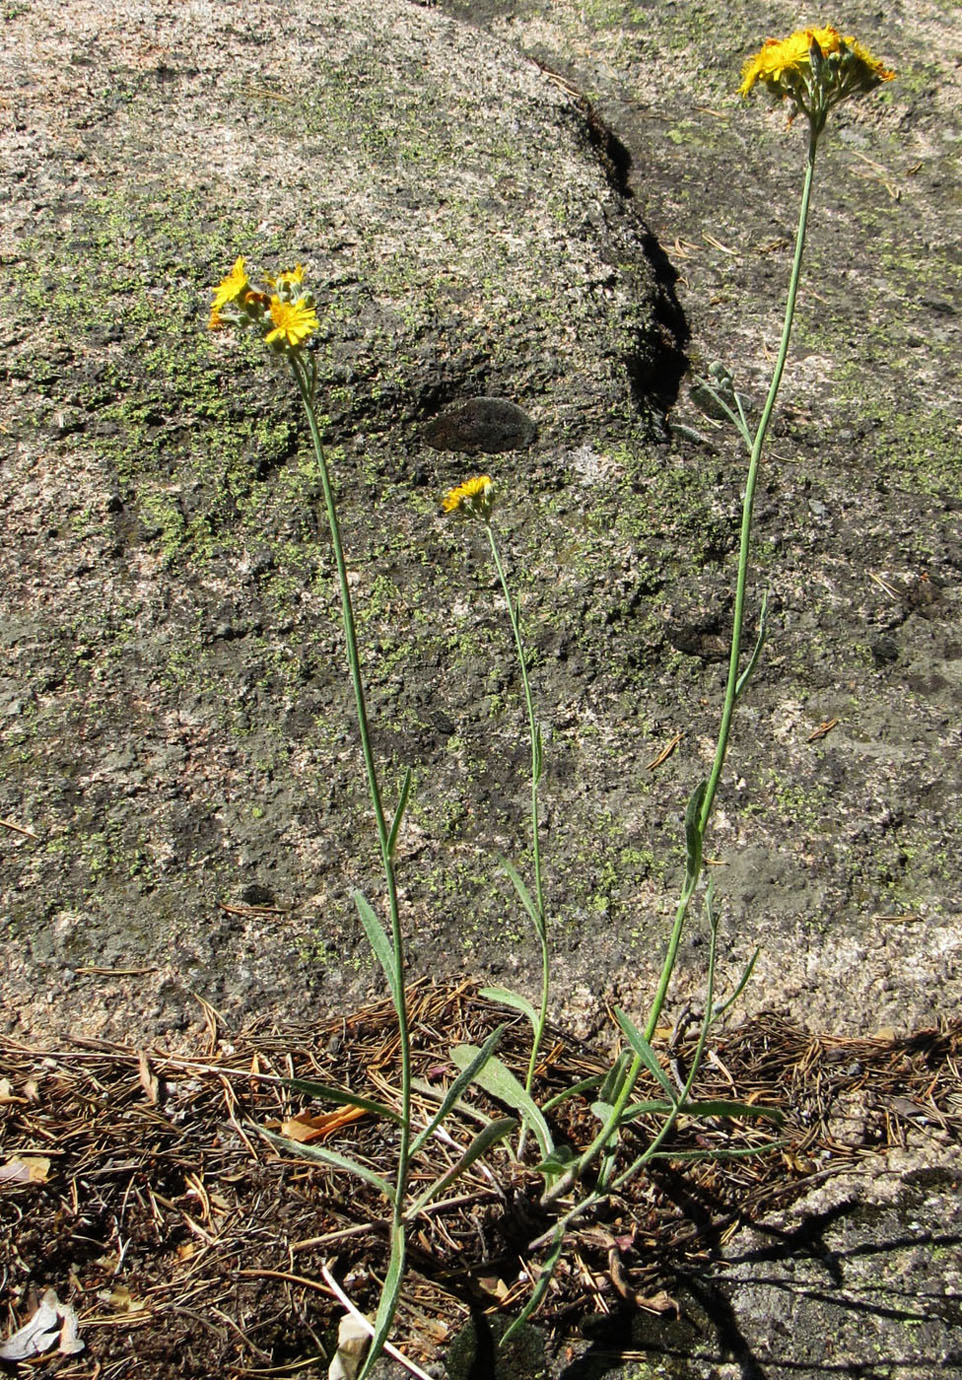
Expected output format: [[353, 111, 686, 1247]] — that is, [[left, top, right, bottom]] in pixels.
[[98, 1285, 148, 1314], [327, 1312, 369, 1380], [138, 1050, 161, 1105], [270, 1105, 368, 1143], [0, 1155, 51, 1186], [0, 1289, 84, 1360]]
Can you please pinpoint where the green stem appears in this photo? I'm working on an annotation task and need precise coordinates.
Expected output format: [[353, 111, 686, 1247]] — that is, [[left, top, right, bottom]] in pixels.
[[695, 123, 819, 840], [645, 123, 821, 1041], [542, 122, 821, 1208], [290, 358, 412, 1199], [486, 523, 549, 1100]]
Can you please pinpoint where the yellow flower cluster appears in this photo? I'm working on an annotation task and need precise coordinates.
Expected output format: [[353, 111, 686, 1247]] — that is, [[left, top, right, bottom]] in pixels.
[[209, 257, 320, 353], [740, 26, 894, 129], [442, 474, 496, 522]]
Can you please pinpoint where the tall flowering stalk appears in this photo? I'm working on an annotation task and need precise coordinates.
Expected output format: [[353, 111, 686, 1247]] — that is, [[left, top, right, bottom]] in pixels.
[[443, 476, 551, 1120], [209, 261, 412, 1378], [519, 24, 896, 1323]]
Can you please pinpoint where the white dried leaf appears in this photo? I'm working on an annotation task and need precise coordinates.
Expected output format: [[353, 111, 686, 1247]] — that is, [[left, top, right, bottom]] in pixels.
[[0, 1289, 84, 1360], [327, 1312, 370, 1380]]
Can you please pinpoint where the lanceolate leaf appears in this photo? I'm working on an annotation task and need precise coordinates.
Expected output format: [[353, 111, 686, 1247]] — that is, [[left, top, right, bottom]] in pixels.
[[619, 1099, 677, 1122], [711, 947, 760, 1024], [479, 985, 540, 1034], [684, 780, 708, 886], [449, 1048, 554, 1161], [500, 1229, 565, 1345], [499, 856, 544, 937], [735, 590, 769, 701], [409, 1023, 506, 1156], [648, 1138, 787, 1163], [357, 1222, 405, 1380], [598, 1049, 632, 1106], [407, 1118, 517, 1215], [282, 1078, 401, 1124], [352, 890, 401, 1005], [613, 1007, 676, 1101], [540, 1074, 602, 1113], [676, 1098, 784, 1125], [259, 1127, 392, 1199], [387, 767, 413, 860]]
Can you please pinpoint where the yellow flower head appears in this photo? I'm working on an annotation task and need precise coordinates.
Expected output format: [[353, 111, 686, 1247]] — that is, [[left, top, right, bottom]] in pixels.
[[265, 296, 320, 350], [739, 26, 894, 129], [211, 256, 250, 313], [442, 474, 496, 522]]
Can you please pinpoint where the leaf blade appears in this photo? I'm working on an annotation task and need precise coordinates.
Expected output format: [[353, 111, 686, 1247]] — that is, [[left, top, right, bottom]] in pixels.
[[449, 1048, 554, 1161], [479, 985, 540, 1034], [281, 1079, 401, 1124], [406, 1117, 517, 1215], [353, 890, 401, 1004], [613, 1007, 676, 1101], [409, 1023, 506, 1157], [259, 1126, 392, 1198]]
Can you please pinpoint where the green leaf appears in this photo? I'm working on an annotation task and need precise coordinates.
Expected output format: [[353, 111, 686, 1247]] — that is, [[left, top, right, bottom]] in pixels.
[[499, 856, 544, 937], [353, 890, 401, 1005], [409, 1023, 506, 1157], [620, 1099, 677, 1122], [449, 1048, 554, 1161], [357, 1221, 405, 1380], [387, 767, 412, 859], [614, 1007, 676, 1101], [407, 1117, 517, 1215], [532, 1143, 575, 1178], [648, 1137, 787, 1163], [735, 590, 769, 701], [479, 985, 540, 1035], [598, 1049, 632, 1106], [711, 946, 760, 1024], [684, 780, 708, 885], [259, 1127, 392, 1198], [533, 724, 544, 785], [411, 1078, 490, 1128], [540, 1074, 602, 1114], [282, 1078, 401, 1124], [734, 391, 754, 453], [590, 1099, 615, 1123], [500, 1229, 565, 1345]]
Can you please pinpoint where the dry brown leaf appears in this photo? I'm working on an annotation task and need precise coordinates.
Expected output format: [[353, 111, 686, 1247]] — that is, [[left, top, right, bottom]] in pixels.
[[274, 1105, 367, 1143], [98, 1285, 147, 1314], [477, 1275, 510, 1300], [138, 1050, 160, 1105], [0, 1155, 51, 1186]]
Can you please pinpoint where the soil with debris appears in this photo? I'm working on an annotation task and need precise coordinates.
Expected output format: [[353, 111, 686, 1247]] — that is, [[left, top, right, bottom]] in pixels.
[[2, 985, 961, 1378], [1, 0, 961, 1376]]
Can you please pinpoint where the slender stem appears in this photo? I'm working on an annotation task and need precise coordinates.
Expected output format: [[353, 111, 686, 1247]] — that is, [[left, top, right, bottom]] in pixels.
[[649, 124, 821, 1035], [290, 358, 412, 1199], [542, 122, 822, 1208], [486, 523, 550, 1099], [697, 124, 819, 837]]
